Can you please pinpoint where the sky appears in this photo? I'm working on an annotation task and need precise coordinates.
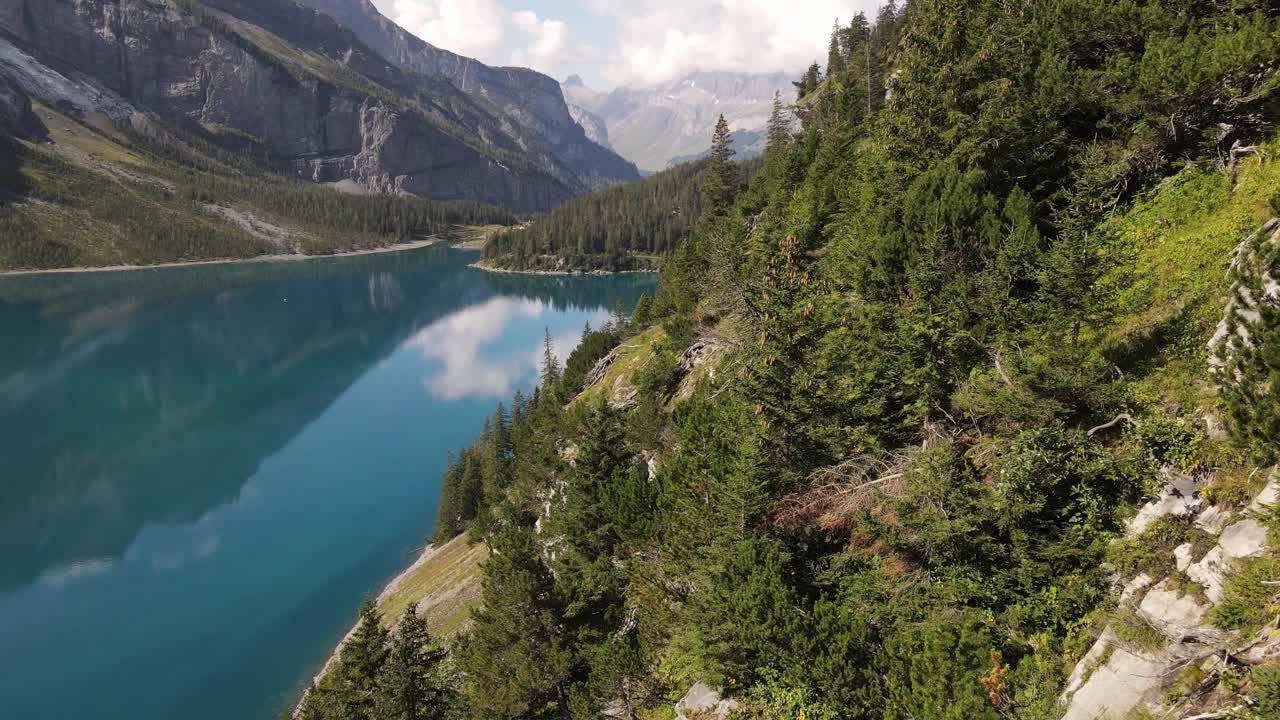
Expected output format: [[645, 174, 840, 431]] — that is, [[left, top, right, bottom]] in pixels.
[[370, 0, 885, 90]]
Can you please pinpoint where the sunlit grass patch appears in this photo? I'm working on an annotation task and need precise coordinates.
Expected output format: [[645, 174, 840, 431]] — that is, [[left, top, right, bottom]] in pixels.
[[378, 533, 487, 638]]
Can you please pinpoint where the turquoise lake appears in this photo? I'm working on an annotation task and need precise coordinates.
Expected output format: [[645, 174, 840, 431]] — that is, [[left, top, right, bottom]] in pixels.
[[0, 247, 654, 720]]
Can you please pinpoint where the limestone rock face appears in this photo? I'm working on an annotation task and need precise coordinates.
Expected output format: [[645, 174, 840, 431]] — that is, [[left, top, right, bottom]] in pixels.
[[1126, 467, 1203, 535], [290, 0, 637, 189], [568, 103, 611, 148], [1187, 518, 1269, 603], [1061, 634, 1170, 720], [1137, 578, 1212, 641], [1060, 468, 1280, 720], [0, 0, 629, 211]]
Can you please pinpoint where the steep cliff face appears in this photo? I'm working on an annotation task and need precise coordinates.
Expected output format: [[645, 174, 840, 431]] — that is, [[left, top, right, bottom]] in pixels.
[[567, 103, 610, 149], [290, 0, 636, 189], [0, 70, 43, 141], [0, 0, 627, 211]]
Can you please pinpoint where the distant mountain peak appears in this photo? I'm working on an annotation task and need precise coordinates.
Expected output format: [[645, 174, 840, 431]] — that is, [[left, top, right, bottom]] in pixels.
[[561, 69, 794, 172]]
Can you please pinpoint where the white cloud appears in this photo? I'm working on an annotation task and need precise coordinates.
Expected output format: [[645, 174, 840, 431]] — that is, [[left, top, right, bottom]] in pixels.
[[596, 0, 884, 87], [39, 558, 113, 589], [383, 1, 578, 75], [376, 0, 885, 88], [509, 11, 571, 71], [389, 0, 508, 61]]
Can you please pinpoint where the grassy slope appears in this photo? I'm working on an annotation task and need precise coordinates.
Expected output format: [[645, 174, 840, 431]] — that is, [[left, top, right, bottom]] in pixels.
[[1099, 138, 1280, 414], [574, 326, 668, 407], [377, 533, 487, 638], [1, 106, 283, 269]]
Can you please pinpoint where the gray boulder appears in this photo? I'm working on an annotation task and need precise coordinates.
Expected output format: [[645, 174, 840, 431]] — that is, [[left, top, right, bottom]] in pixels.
[[675, 681, 736, 720]]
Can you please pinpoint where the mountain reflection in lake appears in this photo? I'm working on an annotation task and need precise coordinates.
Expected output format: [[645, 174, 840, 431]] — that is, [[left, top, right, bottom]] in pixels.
[[0, 247, 654, 720]]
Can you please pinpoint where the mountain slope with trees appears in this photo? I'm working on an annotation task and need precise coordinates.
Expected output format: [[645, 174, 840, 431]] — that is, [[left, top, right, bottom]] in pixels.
[[0, 0, 638, 213], [304, 2, 1280, 720], [0, 97, 513, 271], [480, 116, 767, 273], [479, 159, 707, 273]]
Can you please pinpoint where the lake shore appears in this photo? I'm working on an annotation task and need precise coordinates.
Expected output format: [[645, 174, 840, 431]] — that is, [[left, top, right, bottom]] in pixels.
[[296, 534, 486, 715], [0, 238, 444, 278], [307, 540, 441, 685], [469, 259, 658, 276]]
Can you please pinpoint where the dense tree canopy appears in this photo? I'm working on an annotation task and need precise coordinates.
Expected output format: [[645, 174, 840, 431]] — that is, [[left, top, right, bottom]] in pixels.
[[341, 1, 1280, 719]]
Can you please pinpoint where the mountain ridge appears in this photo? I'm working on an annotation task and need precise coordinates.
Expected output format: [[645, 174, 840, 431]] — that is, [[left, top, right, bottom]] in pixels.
[[291, 0, 636, 190], [563, 70, 793, 171], [0, 0, 637, 211]]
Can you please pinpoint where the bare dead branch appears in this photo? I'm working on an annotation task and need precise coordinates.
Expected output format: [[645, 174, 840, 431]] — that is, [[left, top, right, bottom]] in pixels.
[[1087, 413, 1139, 438], [993, 351, 1016, 389]]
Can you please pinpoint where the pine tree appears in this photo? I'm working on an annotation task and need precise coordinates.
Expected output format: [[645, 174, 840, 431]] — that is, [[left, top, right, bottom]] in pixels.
[[765, 91, 791, 157], [322, 598, 389, 720], [700, 115, 739, 216], [610, 300, 630, 332], [793, 62, 822, 99], [1216, 225, 1280, 460], [433, 452, 463, 542], [458, 526, 573, 719], [632, 294, 653, 326], [827, 20, 847, 77], [540, 327, 561, 386], [375, 604, 452, 720], [561, 401, 633, 557]]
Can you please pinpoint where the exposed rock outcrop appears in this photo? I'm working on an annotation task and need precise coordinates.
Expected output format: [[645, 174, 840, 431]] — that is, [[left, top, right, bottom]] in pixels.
[[673, 336, 725, 403], [0, 36, 134, 123], [0, 68, 43, 140], [675, 681, 737, 720], [1059, 471, 1280, 720], [568, 102, 611, 148]]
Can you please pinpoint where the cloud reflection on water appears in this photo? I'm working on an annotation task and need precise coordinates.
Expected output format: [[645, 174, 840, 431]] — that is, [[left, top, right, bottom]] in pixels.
[[410, 296, 547, 400], [410, 296, 608, 401]]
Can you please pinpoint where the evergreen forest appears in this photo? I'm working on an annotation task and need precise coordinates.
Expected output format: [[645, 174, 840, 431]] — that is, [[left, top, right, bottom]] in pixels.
[[300, 1, 1280, 719], [0, 109, 514, 271], [481, 129, 764, 273]]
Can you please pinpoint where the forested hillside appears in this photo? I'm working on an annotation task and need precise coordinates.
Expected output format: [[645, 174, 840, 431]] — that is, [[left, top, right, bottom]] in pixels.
[[302, 2, 1280, 720], [480, 120, 767, 273], [480, 159, 708, 272], [0, 104, 513, 271]]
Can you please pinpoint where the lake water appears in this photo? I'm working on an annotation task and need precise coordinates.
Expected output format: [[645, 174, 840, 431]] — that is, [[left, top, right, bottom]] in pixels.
[[0, 248, 654, 720]]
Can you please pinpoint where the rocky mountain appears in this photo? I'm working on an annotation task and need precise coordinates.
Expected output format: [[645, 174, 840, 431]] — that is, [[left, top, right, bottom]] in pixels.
[[567, 103, 611, 149], [0, 71, 41, 142], [0, 0, 638, 212], [563, 71, 794, 171], [290, 0, 635, 189]]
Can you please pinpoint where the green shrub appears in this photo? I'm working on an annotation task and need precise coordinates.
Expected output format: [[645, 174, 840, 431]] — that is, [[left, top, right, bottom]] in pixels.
[[1134, 414, 1203, 473], [1109, 515, 1214, 579], [1209, 554, 1280, 633], [1254, 664, 1280, 717]]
